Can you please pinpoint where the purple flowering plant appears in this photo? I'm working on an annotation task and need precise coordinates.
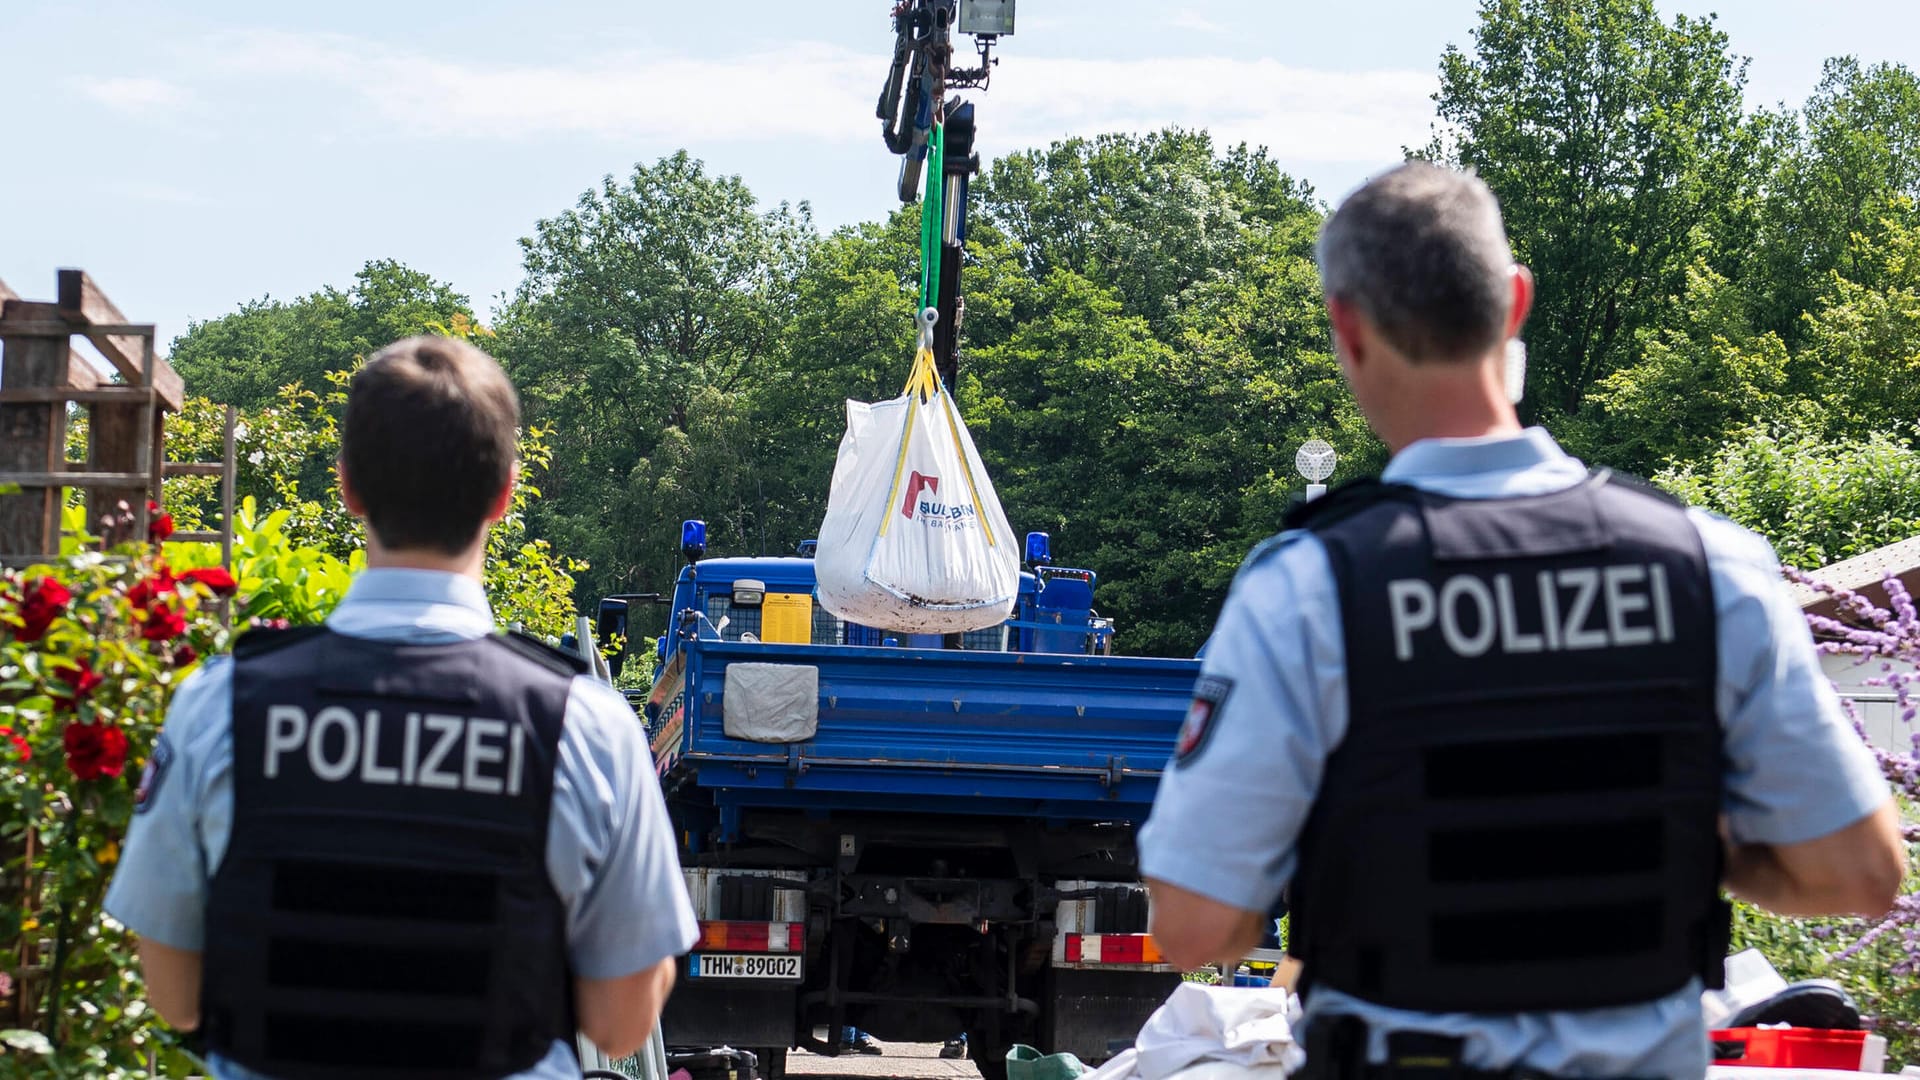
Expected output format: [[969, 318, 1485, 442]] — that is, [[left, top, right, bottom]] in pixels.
[[1743, 568, 1920, 1057]]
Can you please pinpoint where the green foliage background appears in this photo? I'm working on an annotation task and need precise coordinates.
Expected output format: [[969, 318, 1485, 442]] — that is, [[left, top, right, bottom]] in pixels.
[[155, 0, 1920, 653], [118, 0, 1920, 1063]]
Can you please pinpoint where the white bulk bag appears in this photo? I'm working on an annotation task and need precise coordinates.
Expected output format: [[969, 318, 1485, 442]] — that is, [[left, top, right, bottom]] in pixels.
[[815, 347, 1018, 634]]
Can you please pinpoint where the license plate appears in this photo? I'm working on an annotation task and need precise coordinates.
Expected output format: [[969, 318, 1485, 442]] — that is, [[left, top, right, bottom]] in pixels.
[[689, 953, 804, 980]]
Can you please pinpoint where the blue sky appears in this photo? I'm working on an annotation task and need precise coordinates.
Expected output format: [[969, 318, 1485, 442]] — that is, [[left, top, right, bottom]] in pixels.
[[5, 0, 1920, 358]]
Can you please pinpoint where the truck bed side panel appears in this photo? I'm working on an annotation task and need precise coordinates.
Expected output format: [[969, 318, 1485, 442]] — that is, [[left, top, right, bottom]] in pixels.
[[667, 641, 1199, 820]]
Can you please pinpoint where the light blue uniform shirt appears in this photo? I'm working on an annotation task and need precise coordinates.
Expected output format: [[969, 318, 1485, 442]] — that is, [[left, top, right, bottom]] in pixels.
[[1139, 428, 1891, 1079], [105, 569, 699, 1080]]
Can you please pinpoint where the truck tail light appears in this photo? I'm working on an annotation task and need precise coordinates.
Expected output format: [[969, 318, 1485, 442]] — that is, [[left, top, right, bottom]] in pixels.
[[696, 920, 804, 953], [1062, 933, 1165, 965]]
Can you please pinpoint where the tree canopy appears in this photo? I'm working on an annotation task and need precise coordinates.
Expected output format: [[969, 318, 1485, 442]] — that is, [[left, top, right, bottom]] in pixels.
[[170, 260, 475, 408], [1427, 0, 1765, 419], [162, 1, 1920, 654], [470, 133, 1361, 655]]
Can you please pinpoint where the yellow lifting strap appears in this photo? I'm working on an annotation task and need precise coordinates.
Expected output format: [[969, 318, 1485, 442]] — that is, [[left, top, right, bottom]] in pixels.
[[876, 341, 998, 547]]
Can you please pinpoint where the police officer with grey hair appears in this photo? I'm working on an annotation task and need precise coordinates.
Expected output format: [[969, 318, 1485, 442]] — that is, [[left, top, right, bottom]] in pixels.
[[1140, 161, 1906, 1079]]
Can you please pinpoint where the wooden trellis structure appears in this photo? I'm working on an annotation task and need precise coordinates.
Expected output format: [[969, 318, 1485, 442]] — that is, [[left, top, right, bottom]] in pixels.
[[0, 272, 239, 1046], [0, 269, 235, 565]]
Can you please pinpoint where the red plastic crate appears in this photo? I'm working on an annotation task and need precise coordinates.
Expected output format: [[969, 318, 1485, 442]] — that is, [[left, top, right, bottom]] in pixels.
[[1710, 1027, 1867, 1070]]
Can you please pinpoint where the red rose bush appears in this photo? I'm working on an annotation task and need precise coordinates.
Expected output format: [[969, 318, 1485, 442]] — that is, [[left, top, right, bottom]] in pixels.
[[0, 523, 230, 1073]]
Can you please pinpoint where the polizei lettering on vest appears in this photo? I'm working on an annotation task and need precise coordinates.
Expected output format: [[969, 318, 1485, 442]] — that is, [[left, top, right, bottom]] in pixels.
[[262, 705, 526, 795], [1386, 564, 1674, 661]]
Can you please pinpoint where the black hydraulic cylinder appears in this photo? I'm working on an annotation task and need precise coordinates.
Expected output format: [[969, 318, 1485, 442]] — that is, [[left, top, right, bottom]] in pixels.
[[934, 100, 979, 394], [935, 253, 962, 392]]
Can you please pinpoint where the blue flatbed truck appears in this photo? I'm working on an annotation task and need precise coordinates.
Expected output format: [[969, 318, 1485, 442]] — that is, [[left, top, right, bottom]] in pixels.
[[597, 529, 1202, 1080]]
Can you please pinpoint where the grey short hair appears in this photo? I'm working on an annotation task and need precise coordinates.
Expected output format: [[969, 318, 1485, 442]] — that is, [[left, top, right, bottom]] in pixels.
[[1316, 161, 1515, 363]]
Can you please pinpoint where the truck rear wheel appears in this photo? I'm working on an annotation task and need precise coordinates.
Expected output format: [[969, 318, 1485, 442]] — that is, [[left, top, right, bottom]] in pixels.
[[749, 1047, 787, 1080], [971, 1041, 1009, 1080]]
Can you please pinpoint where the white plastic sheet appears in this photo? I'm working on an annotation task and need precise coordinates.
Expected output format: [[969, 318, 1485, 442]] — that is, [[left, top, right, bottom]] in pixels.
[[1084, 983, 1305, 1080], [815, 349, 1018, 634]]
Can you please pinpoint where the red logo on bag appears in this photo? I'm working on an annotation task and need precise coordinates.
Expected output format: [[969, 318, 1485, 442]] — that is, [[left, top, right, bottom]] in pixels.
[[902, 472, 940, 519]]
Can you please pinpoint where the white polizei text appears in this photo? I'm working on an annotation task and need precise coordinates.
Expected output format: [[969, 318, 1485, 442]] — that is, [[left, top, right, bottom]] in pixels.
[[262, 705, 525, 795], [1386, 564, 1674, 661]]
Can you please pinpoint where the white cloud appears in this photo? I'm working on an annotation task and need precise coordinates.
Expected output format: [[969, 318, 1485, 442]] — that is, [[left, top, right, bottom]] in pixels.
[[185, 30, 1434, 166], [1167, 10, 1227, 34], [98, 181, 211, 206], [201, 30, 876, 143], [989, 56, 1437, 165], [79, 76, 192, 114], [1015, 15, 1070, 34]]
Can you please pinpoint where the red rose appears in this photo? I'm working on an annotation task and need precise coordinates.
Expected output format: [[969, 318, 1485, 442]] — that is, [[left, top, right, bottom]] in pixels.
[[172, 643, 198, 668], [126, 565, 177, 611], [147, 500, 174, 544], [63, 721, 129, 781], [12, 577, 72, 642], [124, 565, 186, 640], [140, 599, 187, 642], [179, 566, 238, 596], [0, 726, 29, 762], [51, 658, 105, 711]]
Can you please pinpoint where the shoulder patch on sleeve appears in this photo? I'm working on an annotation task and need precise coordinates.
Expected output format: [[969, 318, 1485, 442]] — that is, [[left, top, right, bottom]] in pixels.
[[134, 736, 174, 814], [1173, 675, 1235, 767], [497, 630, 593, 678]]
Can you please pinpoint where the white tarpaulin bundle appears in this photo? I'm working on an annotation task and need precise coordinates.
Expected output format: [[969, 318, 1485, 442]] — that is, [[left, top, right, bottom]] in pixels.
[[1084, 983, 1304, 1080], [815, 341, 1018, 634]]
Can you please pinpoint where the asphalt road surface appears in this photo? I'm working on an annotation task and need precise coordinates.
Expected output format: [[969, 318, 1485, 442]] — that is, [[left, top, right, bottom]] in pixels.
[[789, 1042, 982, 1079]]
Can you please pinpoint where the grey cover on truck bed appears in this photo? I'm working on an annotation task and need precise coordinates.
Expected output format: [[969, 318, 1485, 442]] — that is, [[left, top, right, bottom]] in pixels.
[[723, 662, 820, 743]]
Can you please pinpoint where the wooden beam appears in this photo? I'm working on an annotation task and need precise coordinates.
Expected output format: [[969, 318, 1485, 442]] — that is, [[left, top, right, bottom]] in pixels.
[[0, 471, 153, 488], [89, 384, 155, 546], [0, 317, 69, 335], [0, 553, 131, 569], [0, 386, 153, 405], [0, 302, 69, 555], [162, 461, 225, 477], [64, 350, 106, 390], [55, 269, 183, 409], [2, 284, 102, 389], [221, 404, 236, 570]]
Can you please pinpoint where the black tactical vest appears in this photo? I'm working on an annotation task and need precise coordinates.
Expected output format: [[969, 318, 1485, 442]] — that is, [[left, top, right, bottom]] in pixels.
[[1286, 473, 1727, 1012], [202, 626, 583, 1079]]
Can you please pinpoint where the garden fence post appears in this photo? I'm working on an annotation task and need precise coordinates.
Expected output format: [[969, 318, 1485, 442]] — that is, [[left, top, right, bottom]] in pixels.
[[0, 300, 70, 558]]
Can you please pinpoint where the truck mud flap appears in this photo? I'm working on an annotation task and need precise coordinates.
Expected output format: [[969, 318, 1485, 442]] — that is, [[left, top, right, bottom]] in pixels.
[[1042, 968, 1182, 1062], [664, 982, 797, 1047]]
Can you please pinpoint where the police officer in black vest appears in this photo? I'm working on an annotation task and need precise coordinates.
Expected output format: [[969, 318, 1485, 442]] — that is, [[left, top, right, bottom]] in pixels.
[[107, 336, 697, 1079], [1139, 162, 1905, 1078]]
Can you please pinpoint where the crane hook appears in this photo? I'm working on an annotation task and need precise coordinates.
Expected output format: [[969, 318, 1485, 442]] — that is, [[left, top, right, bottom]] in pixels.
[[917, 306, 939, 354]]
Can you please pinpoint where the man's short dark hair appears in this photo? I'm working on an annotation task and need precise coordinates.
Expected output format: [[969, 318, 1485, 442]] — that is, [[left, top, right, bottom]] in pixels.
[[341, 336, 520, 555], [1316, 161, 1515, 363]]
